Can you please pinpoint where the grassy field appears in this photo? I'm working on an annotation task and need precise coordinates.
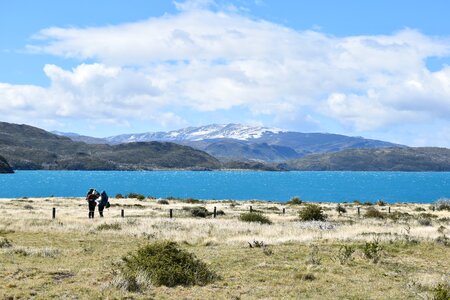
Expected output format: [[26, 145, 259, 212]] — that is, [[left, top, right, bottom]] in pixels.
[[0, 197, 449, 299]]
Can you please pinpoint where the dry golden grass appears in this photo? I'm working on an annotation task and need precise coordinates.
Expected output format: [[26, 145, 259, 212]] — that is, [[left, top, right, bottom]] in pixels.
[[0, 197, 449, 299]]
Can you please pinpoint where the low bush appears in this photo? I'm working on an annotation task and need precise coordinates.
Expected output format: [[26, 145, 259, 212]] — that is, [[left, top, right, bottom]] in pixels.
[[299, 204, 326, 221], [364, 207, 385, 219], [414, 207, 426, 212], [287, 197, 302, 205], [295, 273, 316, 281], [157, 199, 169, 205], [127, 193, 145, 200], [239, 212, 272, 225], [376, 200, 387, 206], [362, 240, 383, 263], [189, 207, 209, 218], [97, 223, 122, 231], [433, 283, 450, 300], [363, 201, 373, 206], [336, 204, 347, 214], [24, 205, 34, 210], [181, 198, 203, 204], [334, 244, 355, 265], [117, 241, 217, 289], [435, 198, 450, 211], [115, 194, 124, 199], [0, 237, 12, 248], [418, 218, 432, 226]]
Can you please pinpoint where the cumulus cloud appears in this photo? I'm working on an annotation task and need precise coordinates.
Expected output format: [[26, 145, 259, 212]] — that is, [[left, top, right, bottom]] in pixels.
[[2, 1, 450, 142]]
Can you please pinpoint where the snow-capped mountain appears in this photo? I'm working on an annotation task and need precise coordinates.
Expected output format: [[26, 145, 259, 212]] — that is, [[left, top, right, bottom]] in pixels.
[[105, 124, 286, 143]]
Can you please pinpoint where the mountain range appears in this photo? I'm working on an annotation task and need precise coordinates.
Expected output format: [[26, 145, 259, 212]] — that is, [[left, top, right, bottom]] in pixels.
[[55, 123, 402, 162]]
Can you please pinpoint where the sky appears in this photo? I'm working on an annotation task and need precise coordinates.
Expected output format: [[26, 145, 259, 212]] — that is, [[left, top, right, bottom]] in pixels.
[[1, 0, 450, 146]]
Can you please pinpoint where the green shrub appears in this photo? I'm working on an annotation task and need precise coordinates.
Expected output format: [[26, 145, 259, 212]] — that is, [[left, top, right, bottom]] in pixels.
[[0, 237, 12, 248], [157, 199, 169, 205], [239, 212, 272, 225], [97, 223, 122, 231], [287, 197, 302, 205], [181, 198, 203, 204], [363, 201, 373, 206], [418, 218, 432, 226], [299, 204, 326, 221], [433, 283, 450, 300], [115, 194, 124, 199], [336, 204, 347, 214], [127, 193, 145, 200], [118, 241, 217, 288], [189, 207, 209, 218], [362, 240, 383, 263], [364, 207, 385, 219], [334, 244, 355, 265], [414, 207, 426, 212]]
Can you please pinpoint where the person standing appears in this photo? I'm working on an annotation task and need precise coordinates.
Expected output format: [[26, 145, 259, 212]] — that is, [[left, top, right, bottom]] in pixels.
[[86, 188, 100, 219], [98, 191, 109, 217]]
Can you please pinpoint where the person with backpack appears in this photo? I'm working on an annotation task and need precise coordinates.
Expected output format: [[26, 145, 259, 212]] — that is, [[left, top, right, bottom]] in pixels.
[[98, 191, 110, 217], [86, 188, 100, 219]]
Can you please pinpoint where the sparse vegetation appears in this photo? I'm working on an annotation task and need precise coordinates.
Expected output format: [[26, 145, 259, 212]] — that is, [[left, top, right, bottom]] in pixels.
[[157, 199, 169, 205], [435, 198, 450, 211], [97, 223, 122, 231]]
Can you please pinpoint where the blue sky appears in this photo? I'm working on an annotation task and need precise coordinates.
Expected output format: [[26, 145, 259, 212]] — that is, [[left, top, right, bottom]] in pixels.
[[1, 0, 450, 146]]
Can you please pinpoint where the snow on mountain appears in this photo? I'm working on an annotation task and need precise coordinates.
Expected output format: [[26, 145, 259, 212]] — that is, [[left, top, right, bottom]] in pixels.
[[106, 124, 286, 143]]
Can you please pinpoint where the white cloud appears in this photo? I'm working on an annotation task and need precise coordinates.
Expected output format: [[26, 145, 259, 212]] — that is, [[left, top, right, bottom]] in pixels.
[[2, 2, 450, 143]]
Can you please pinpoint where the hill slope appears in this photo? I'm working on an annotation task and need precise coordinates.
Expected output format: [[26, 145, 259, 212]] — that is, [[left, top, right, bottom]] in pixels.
[[286, 147, 450, 171], [0, 122, 221, 170], [0, 155, 13, 173], [57, 123, 402, 162]]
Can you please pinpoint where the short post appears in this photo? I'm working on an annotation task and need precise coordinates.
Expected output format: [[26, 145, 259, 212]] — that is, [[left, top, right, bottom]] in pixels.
[[357, 207, 360, 216], [282, 208, 286, 214], [250, 206, 253, 213], [388, 207, 391, 214], [121, 209, 124, 218], [169, 209, 173, 219], [432, 206, 435, 211], [52, 207, 56, 219], [213, 206, 217, 218]]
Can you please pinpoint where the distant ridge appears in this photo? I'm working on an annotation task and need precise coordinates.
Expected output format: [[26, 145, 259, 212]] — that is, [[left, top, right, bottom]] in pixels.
[[56, 123, 402, 162], [285, 147, 450, 171]]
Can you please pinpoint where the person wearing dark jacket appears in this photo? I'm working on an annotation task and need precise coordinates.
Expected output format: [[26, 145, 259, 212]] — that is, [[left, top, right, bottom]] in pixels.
[[98, 191, 109, 217], [86, 188, 100, 219]]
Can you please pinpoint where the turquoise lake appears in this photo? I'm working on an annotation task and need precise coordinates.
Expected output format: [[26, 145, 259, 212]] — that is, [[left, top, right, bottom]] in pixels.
[[1, 171, 449, 203]]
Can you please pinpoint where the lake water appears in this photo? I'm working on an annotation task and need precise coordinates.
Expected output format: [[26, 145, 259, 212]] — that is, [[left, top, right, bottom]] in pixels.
[[1, 171, 449, 203]]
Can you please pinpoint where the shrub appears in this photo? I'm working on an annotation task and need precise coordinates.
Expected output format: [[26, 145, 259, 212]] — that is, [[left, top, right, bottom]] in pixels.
[[287, 197, 302, 205], [239, 212, 272, 225], [364, 207, 385, 219], [181, 198, 203, 204], [295, 273, 316, 281], [189, 207, 209, 218], [299, 204, 326, 221], [336, 204, 347, 214], [414, 207, 426, 212], [433, 283, 450, 300], [435, 199, 450, 211], [115, 194, 124, 199], [418, 218, 432, 226], [362, 240, 383, 263], [118, 241, 217, 288], [127, 193, 145, 200], [97, 223, 122, 231], [363, 201, 373, 206], [0, 237, 12, 248], [157, 199, 169, 205], [376, 200, 387, 206], [24, 205, 34, 210], [334, 244, 355, 265]]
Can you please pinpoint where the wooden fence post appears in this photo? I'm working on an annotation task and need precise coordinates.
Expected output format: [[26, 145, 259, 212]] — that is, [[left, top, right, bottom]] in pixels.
[[213, 206, 217, 218], [121, 209, 124, 218], [282, 208, 286, 214], [250, 206, 253, 213], [169, 209, 173, 219], [52, 207, 56, 219], [357, 207, 360, 216], [388, 207, 391, 214]]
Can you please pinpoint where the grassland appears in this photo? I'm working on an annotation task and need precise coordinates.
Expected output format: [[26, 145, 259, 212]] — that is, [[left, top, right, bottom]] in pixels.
[[0, 197, 449, 299]]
